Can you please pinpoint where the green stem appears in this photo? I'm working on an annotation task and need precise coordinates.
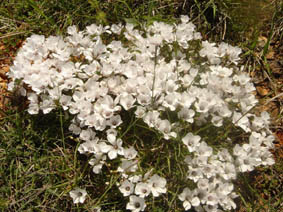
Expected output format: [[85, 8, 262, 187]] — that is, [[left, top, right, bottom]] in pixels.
[[59, 108, 65, 151]]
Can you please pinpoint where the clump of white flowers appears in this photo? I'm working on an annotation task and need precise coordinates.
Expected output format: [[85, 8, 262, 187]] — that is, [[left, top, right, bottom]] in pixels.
[[8, 15, 275, 211]]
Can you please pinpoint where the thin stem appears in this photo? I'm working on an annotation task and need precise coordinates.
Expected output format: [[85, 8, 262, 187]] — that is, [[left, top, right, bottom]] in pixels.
[[151, 45, 158, 106], [59, 108, 66, 151]]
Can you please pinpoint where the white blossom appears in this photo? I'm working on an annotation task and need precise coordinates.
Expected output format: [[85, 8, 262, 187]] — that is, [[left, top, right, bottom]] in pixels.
[[126, 195, 146, 212], [135, 182, 151, 198], [119, 180, 134, 196], [147, 174, 167, 197], [69, 188, 87, 204]]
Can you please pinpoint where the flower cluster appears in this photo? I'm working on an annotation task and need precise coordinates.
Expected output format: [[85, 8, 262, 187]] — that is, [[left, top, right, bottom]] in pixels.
[[8, 15, 275, 211], [119, 173, 166, 212]]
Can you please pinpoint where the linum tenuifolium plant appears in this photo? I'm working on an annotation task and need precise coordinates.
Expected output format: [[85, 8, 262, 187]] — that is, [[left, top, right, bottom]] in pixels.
[[7, 16, 275, 211]]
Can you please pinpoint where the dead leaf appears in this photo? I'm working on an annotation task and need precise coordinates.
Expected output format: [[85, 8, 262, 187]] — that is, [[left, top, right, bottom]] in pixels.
[[265, 50, 275, 59], [269, 61, 282, 74], [0, 66, 9, 80], [276, 131, 283, 146], [258, 36, 267, 48], [0, 44, 5, 51], [256, 86, 269, 96]]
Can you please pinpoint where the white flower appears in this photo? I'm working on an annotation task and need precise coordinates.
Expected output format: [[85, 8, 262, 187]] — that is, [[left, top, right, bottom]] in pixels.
[[135, 106, 146, 118], [68, 123, 81, 135], [143, 111, 160, 128], [195, 100, 210, 113], [156, 119, 176, 139], [117, 160, 138, 173], [260, 150, 275, 166], [106, 128, 118, 136], [124, 146, 138, 160], [182, 133, 201, 152], [179, 92, 196, 108], [232, 112, 251, 132], [178, 108, 195, 123], [106, 134, 124, 160], [28, 103, 39, 114], [119, 180, 134, 196], [163, 92, 178, 111], [107, 115, 123, 128], [134, 182, 151, 198], [126, 195, 146, 212], [197, 179, 209, 191], [119, 93, 136, 110], [79, 129, 96, 141], [180, 15, 190, 23], [233, 73, 250, 85], [97, 141, 112, 154], [67, 25, 78, 35], [123, 78, 138, 95], [203, 204, 219, 212], [91, 162, 104, 174], [84, 114, 106, 131], [69, 188, 87, 204], [86, 23, 104, 35], [137, 94, 151, 106], [199, 41, 220, 64], [202, 164, 216, 178], [204, 192, 219, 206], [40, 99, 55, 114], [181, 74, 194, 87], [89, 153, 106, 174], [178, 188, 200, 210], [221, 162, 236, 180], [92, 207, 101, 212], [216, 182, 234, 196], [196, 142, 213, 157], [147, 174, 167, 197], [235, 153, 256, 172], [128, 175, 142, 183], [252, 111, 270, 130], [60, 94, 72, 110], [211, 115, 223, 127], [217, 148, 234, 163], [219, 194, 237, 210], [187, 167, 203, 182]]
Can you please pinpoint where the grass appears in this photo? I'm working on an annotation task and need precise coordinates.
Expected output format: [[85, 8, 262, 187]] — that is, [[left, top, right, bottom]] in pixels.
[[0, 0, 282, 211]]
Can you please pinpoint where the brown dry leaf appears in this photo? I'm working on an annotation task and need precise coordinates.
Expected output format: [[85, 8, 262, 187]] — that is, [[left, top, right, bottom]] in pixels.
[[275, 131, 283, 143], [0, 65, 10, 115], [0, 66, 9, 80], [271, 107, 279, 119], [2, 66, 9, 72], [0, 81, 9, 113], [269, 61, 282, 74], [0, 44, 5, 51], [258, 36, 267, 48], [265, 50, 275, 59], [256, 86, 269, 96], [0, 81, 7, 88]]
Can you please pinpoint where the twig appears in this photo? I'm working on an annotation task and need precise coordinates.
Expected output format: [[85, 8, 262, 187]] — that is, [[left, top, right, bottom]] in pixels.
[[0, 31, 26, 40], [222, 16, 227, 40], [264, 93, 283, 106]]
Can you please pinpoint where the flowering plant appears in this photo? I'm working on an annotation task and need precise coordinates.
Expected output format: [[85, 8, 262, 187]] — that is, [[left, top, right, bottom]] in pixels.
[[7, 16, 275, 211]]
